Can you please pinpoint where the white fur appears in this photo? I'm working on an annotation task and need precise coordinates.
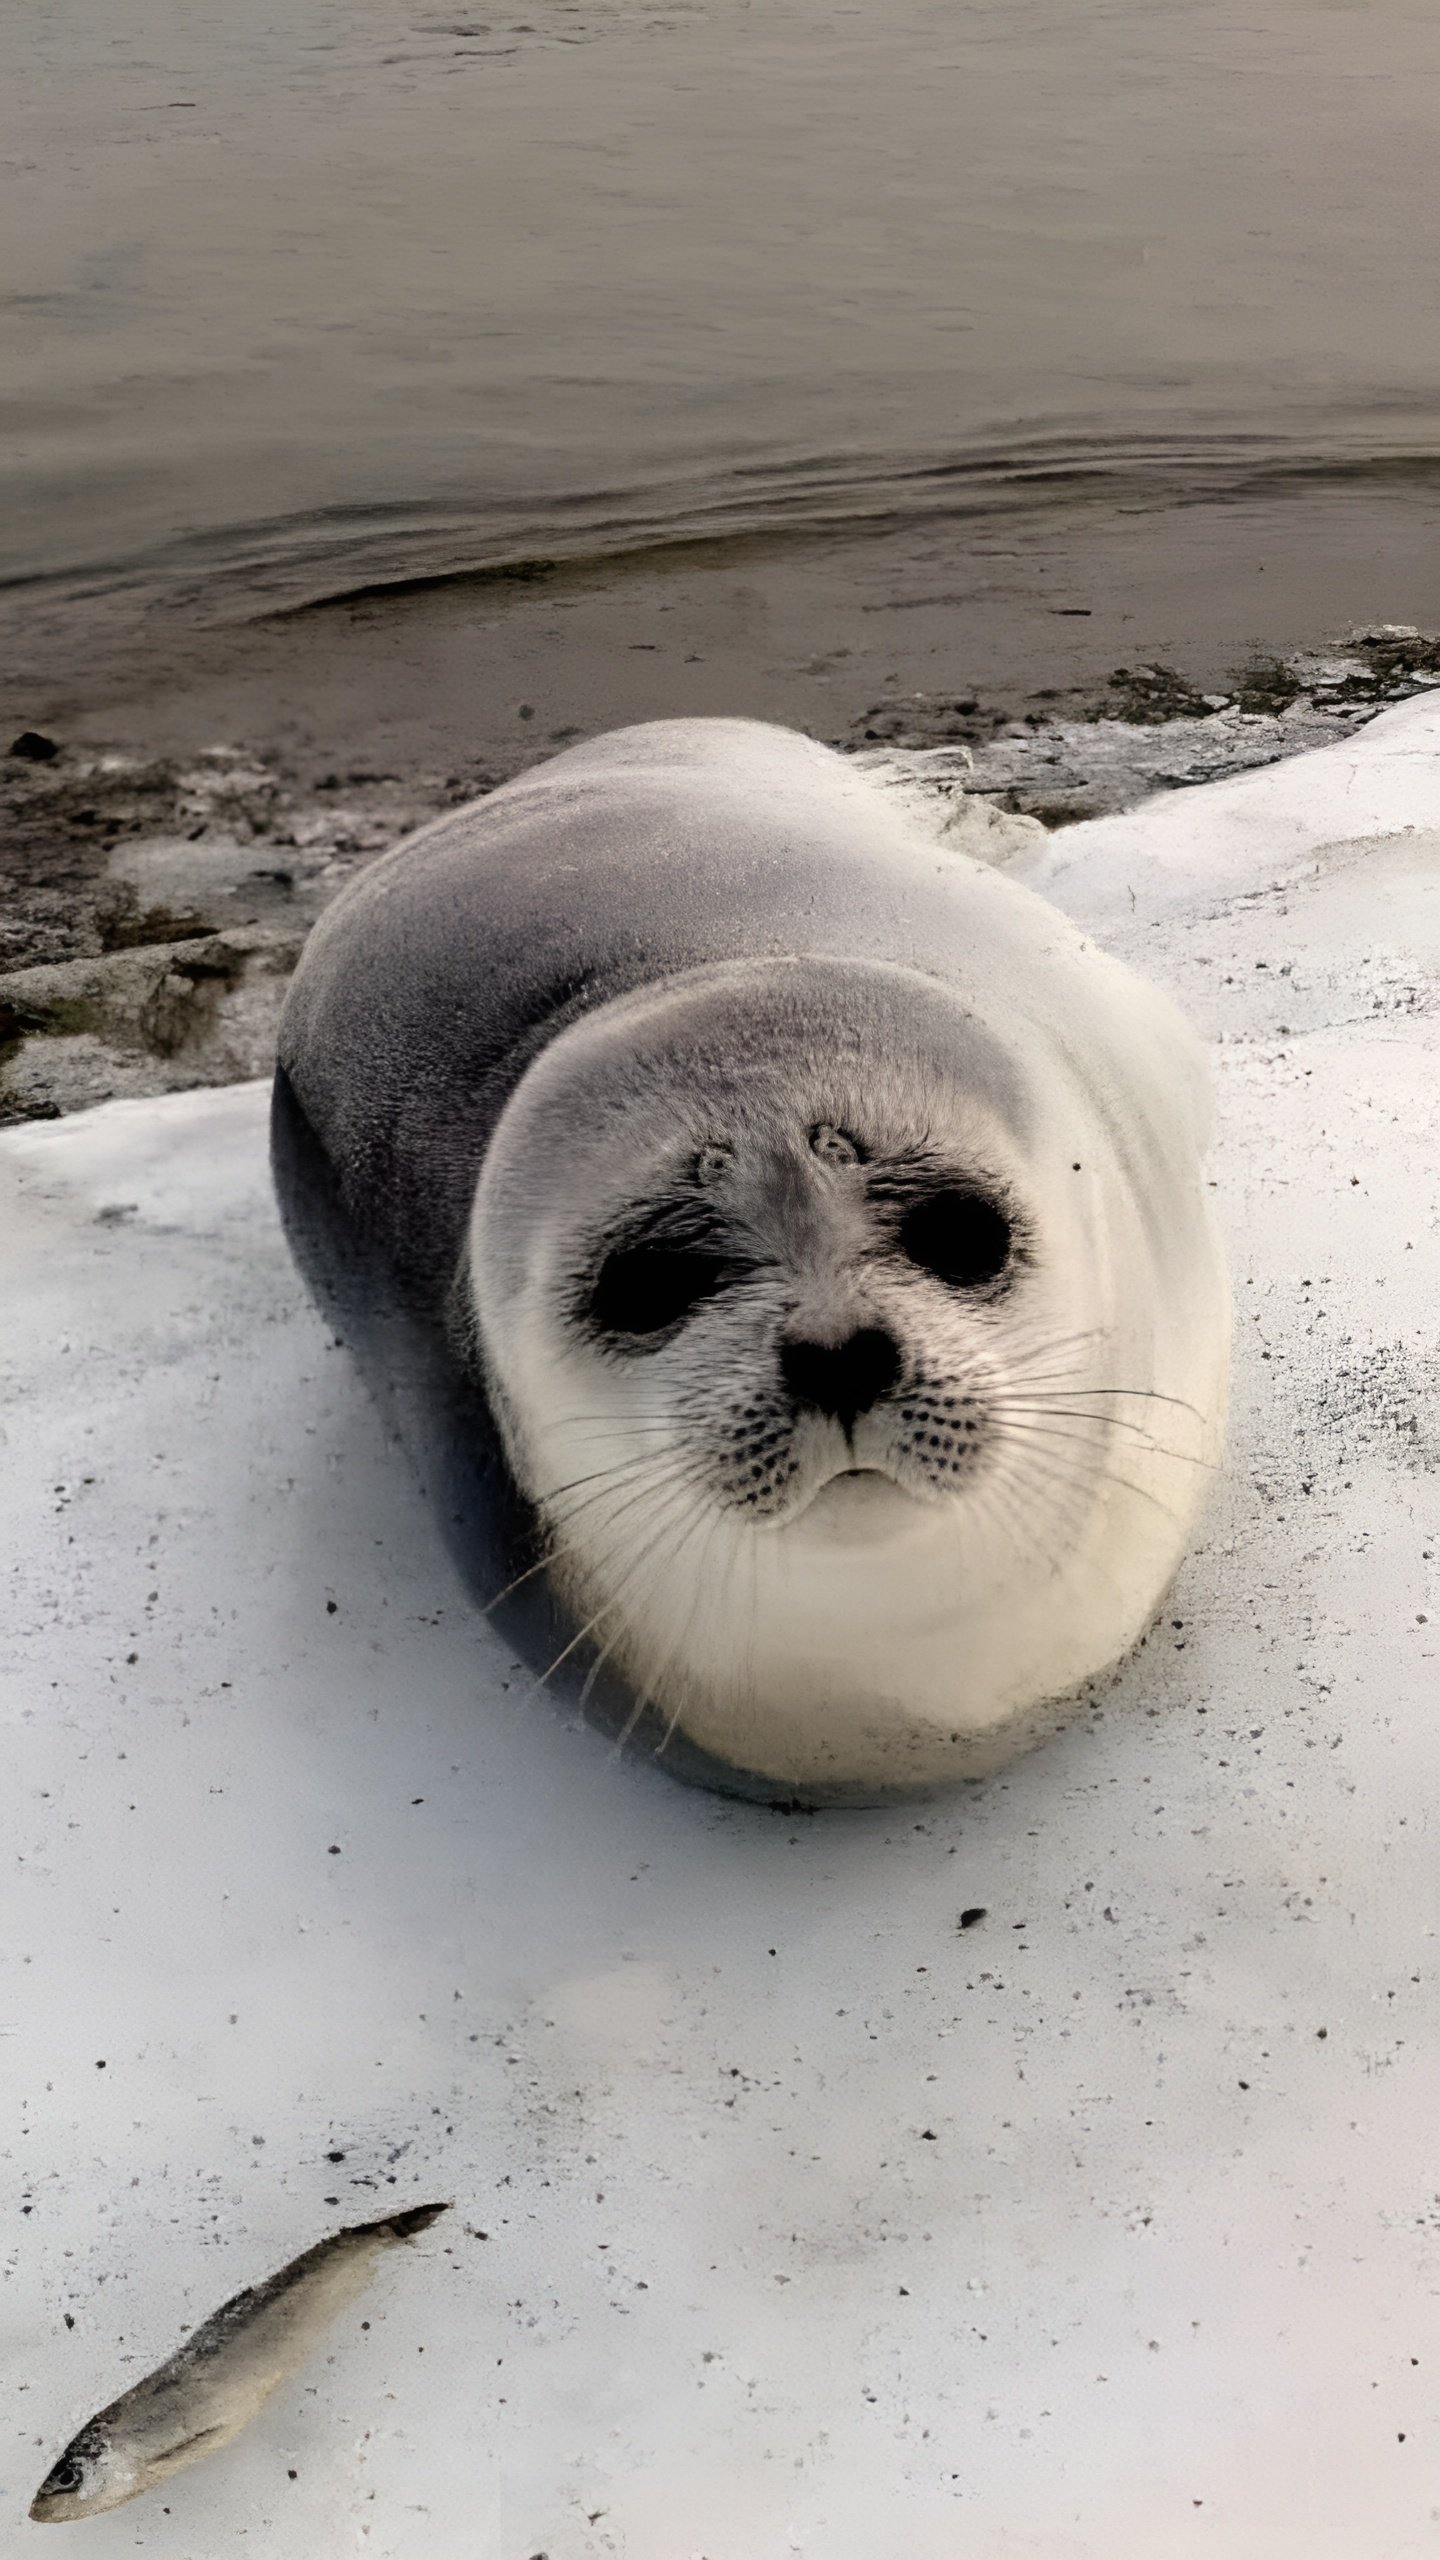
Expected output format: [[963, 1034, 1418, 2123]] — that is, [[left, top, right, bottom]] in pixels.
[[469, 898, 1227, 1795]]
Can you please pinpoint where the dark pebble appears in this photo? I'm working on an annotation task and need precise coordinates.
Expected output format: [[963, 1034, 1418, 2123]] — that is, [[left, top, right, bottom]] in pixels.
[[9, 729, 59, 761]]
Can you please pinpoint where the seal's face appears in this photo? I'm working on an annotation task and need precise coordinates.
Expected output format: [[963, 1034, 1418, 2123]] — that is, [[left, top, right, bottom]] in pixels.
[[569, 1114, 1026, 1539], [468, 957, 1224, 1795]]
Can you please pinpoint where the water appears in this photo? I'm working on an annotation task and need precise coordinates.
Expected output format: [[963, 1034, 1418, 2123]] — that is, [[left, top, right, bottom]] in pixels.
[[4, 0, 1440, 618]]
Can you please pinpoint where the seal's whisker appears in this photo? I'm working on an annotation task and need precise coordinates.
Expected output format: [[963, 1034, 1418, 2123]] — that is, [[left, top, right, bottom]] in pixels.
[[972, 1439, 1120, 1581], [542, 1450, 694, 1517], [997, 1415, 1132, 1469], [545, 1443, 697, 1503], [996, 1322, 1205, 1405], [531, 1499, 695, 1698], [612, 1498, 725, 1751], [547, 1467, 701, 1568], [526, 1458, 721, 1727], [744, 1518, 761, 1724], [1006, 1462, 1096, 1545], [968, 1464, 1137, 1620], [605, 1498, 720, 1754], [541, 1448, 681, 1501], [964, 1459, 1073, 1568], [538, 1484, 700, 1637], [505, 1468, 694, 1608], [1000, 1428, 1187, 1530], [994, 1401, 1215, 1467], [994, 1408, 1207, 1476], [480, 1548, 561, 1617], [654, 1507, 732, 1760], [544, 1415, 679, 1437], [497, 1452, 717, 1620], [996, 1321, 1108, 1368], [585, 1518, 702, 1734], [581, 1622, 633, 1721], [609, 1674, 654, 1754], [580, 1495, 712, 1724], [1003, 1375, 1208, 1420]]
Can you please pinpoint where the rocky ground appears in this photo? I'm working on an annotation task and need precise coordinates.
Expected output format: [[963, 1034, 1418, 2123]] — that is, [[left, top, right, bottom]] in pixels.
[[3, 624, 1437, 1125], [850, 625, 1440, 821], [0, 745, 477, 1122]]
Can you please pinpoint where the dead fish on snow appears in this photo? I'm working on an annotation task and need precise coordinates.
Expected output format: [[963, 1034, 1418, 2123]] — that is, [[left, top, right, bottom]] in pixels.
[[30, 2201, 449, 2524]]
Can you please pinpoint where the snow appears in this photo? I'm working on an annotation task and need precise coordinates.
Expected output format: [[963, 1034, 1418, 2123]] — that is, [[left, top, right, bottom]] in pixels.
[[2, 695, 1437, 2558]]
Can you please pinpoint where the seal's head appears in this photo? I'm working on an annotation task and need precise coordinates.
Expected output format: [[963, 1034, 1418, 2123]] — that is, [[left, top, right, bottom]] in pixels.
[[467, 955, 1225, 1798]]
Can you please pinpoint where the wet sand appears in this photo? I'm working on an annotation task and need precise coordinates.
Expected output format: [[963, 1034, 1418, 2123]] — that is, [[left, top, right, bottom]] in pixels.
[[9, 477, 1440, 775]]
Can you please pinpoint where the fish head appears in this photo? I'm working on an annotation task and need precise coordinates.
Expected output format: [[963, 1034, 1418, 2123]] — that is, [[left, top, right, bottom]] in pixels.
[[30, 2421, 144, 2522]]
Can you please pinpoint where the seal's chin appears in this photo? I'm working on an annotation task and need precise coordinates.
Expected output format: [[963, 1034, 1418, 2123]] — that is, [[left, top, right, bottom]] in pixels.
[[783, 1466, 933, 1549]]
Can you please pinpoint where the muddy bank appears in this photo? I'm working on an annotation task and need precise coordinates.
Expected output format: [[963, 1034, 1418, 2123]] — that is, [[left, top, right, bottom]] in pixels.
[[3, 594, 1438, 1124]]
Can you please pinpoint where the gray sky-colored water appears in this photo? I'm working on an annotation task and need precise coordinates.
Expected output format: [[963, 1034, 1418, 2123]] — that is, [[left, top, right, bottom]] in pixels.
[[4, 0, 1439, 603]]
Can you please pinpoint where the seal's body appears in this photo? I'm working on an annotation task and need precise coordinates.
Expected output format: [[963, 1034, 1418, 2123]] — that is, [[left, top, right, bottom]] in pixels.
[[274, 719, 1227, 1801]]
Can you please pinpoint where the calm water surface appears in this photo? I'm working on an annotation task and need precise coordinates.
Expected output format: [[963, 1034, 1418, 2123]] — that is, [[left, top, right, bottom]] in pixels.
[[4, 0, 1440, 612]]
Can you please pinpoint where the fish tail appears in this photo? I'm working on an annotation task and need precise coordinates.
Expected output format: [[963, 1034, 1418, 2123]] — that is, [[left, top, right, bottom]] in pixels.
[[377, 2200, 452, 2242]]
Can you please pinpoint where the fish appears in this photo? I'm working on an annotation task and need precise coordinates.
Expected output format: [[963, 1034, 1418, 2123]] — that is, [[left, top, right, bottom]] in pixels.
[[29, 2200, 450, 2523]]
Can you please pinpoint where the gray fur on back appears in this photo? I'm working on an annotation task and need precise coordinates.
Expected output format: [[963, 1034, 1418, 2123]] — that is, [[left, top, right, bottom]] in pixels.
[[277, 719, 1096, 1316]]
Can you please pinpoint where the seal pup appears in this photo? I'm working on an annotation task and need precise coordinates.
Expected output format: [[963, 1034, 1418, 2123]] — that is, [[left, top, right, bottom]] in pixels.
[[30, 2203, 449, 2522], [273, 718, 1227, 1802]]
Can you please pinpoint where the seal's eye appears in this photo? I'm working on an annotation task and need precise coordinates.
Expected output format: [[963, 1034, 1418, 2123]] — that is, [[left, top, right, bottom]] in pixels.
[[44, 2458, 86, 2495], [589, 1246, 728, 1338], [900, 1189, 1013, 1289]]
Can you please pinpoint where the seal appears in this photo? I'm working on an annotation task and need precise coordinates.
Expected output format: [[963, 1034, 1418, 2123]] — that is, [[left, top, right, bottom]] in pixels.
[[273, 718, 1227, 1802]]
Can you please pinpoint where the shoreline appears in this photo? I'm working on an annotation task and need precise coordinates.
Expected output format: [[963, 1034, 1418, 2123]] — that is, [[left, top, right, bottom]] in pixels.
[[4, 493, 1439, 1124]]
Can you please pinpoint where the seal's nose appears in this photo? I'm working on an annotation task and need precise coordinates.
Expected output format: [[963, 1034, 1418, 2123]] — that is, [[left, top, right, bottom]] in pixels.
[[780, 1326, 902, 1430]]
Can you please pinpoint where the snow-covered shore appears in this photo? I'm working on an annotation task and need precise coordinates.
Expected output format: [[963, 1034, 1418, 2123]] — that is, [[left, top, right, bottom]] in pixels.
[[2, 696, 1436, 2557]]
